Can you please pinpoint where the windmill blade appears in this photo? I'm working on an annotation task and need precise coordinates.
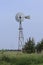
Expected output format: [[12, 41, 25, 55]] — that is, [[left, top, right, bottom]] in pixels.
[[25, 16, 30, 19]]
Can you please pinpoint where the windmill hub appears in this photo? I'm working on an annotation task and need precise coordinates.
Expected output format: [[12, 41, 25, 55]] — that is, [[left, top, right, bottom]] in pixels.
[[15, 12, 24, 22]]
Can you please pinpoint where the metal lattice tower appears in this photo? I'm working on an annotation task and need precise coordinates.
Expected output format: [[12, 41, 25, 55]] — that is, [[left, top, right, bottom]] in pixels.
[[18, 21, 24, 50], [15, 12, 30, 51]]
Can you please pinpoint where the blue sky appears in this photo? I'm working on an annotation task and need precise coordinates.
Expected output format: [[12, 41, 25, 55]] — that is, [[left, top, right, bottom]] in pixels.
[[0, 0, 43, 49]]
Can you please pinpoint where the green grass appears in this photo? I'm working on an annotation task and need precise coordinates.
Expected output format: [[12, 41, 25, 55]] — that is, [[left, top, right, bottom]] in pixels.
[[0, 51, 43, 65]]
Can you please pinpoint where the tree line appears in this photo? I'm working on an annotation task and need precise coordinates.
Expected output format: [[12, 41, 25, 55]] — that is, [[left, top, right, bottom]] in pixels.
[[22, 37, 43, 53]]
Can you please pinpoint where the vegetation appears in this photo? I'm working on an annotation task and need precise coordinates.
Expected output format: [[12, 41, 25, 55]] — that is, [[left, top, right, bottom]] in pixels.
[[22, 37, 43, 53], [0, 37, 43, 65], [22, 37, 35, 53], [0, 51, 43, 65]]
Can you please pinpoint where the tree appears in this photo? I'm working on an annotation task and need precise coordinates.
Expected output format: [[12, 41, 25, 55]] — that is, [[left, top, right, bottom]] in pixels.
[[36, 39, 43, 53], [36, 42, 42, 53], [31, 38, 35, 53], [40, 39, 43, 50], [22, 37, 35, 53]]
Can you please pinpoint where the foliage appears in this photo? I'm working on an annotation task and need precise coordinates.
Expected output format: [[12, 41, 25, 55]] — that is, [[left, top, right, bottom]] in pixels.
[[22, 37, 43, 54], [0, 38, 43, 65], [36, 39, 43, 53], [22, 37, 35, 53], [40, 39, 43, 50], [0, 51, 43, 65], [36, 42, 42, 53]]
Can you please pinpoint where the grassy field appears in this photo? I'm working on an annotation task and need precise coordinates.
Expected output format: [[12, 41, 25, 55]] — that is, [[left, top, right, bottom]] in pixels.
[[0, 51, 43, 65]]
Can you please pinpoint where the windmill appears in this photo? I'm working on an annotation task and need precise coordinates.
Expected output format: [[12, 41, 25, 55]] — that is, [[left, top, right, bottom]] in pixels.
[[15, 12, 30, 51]]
